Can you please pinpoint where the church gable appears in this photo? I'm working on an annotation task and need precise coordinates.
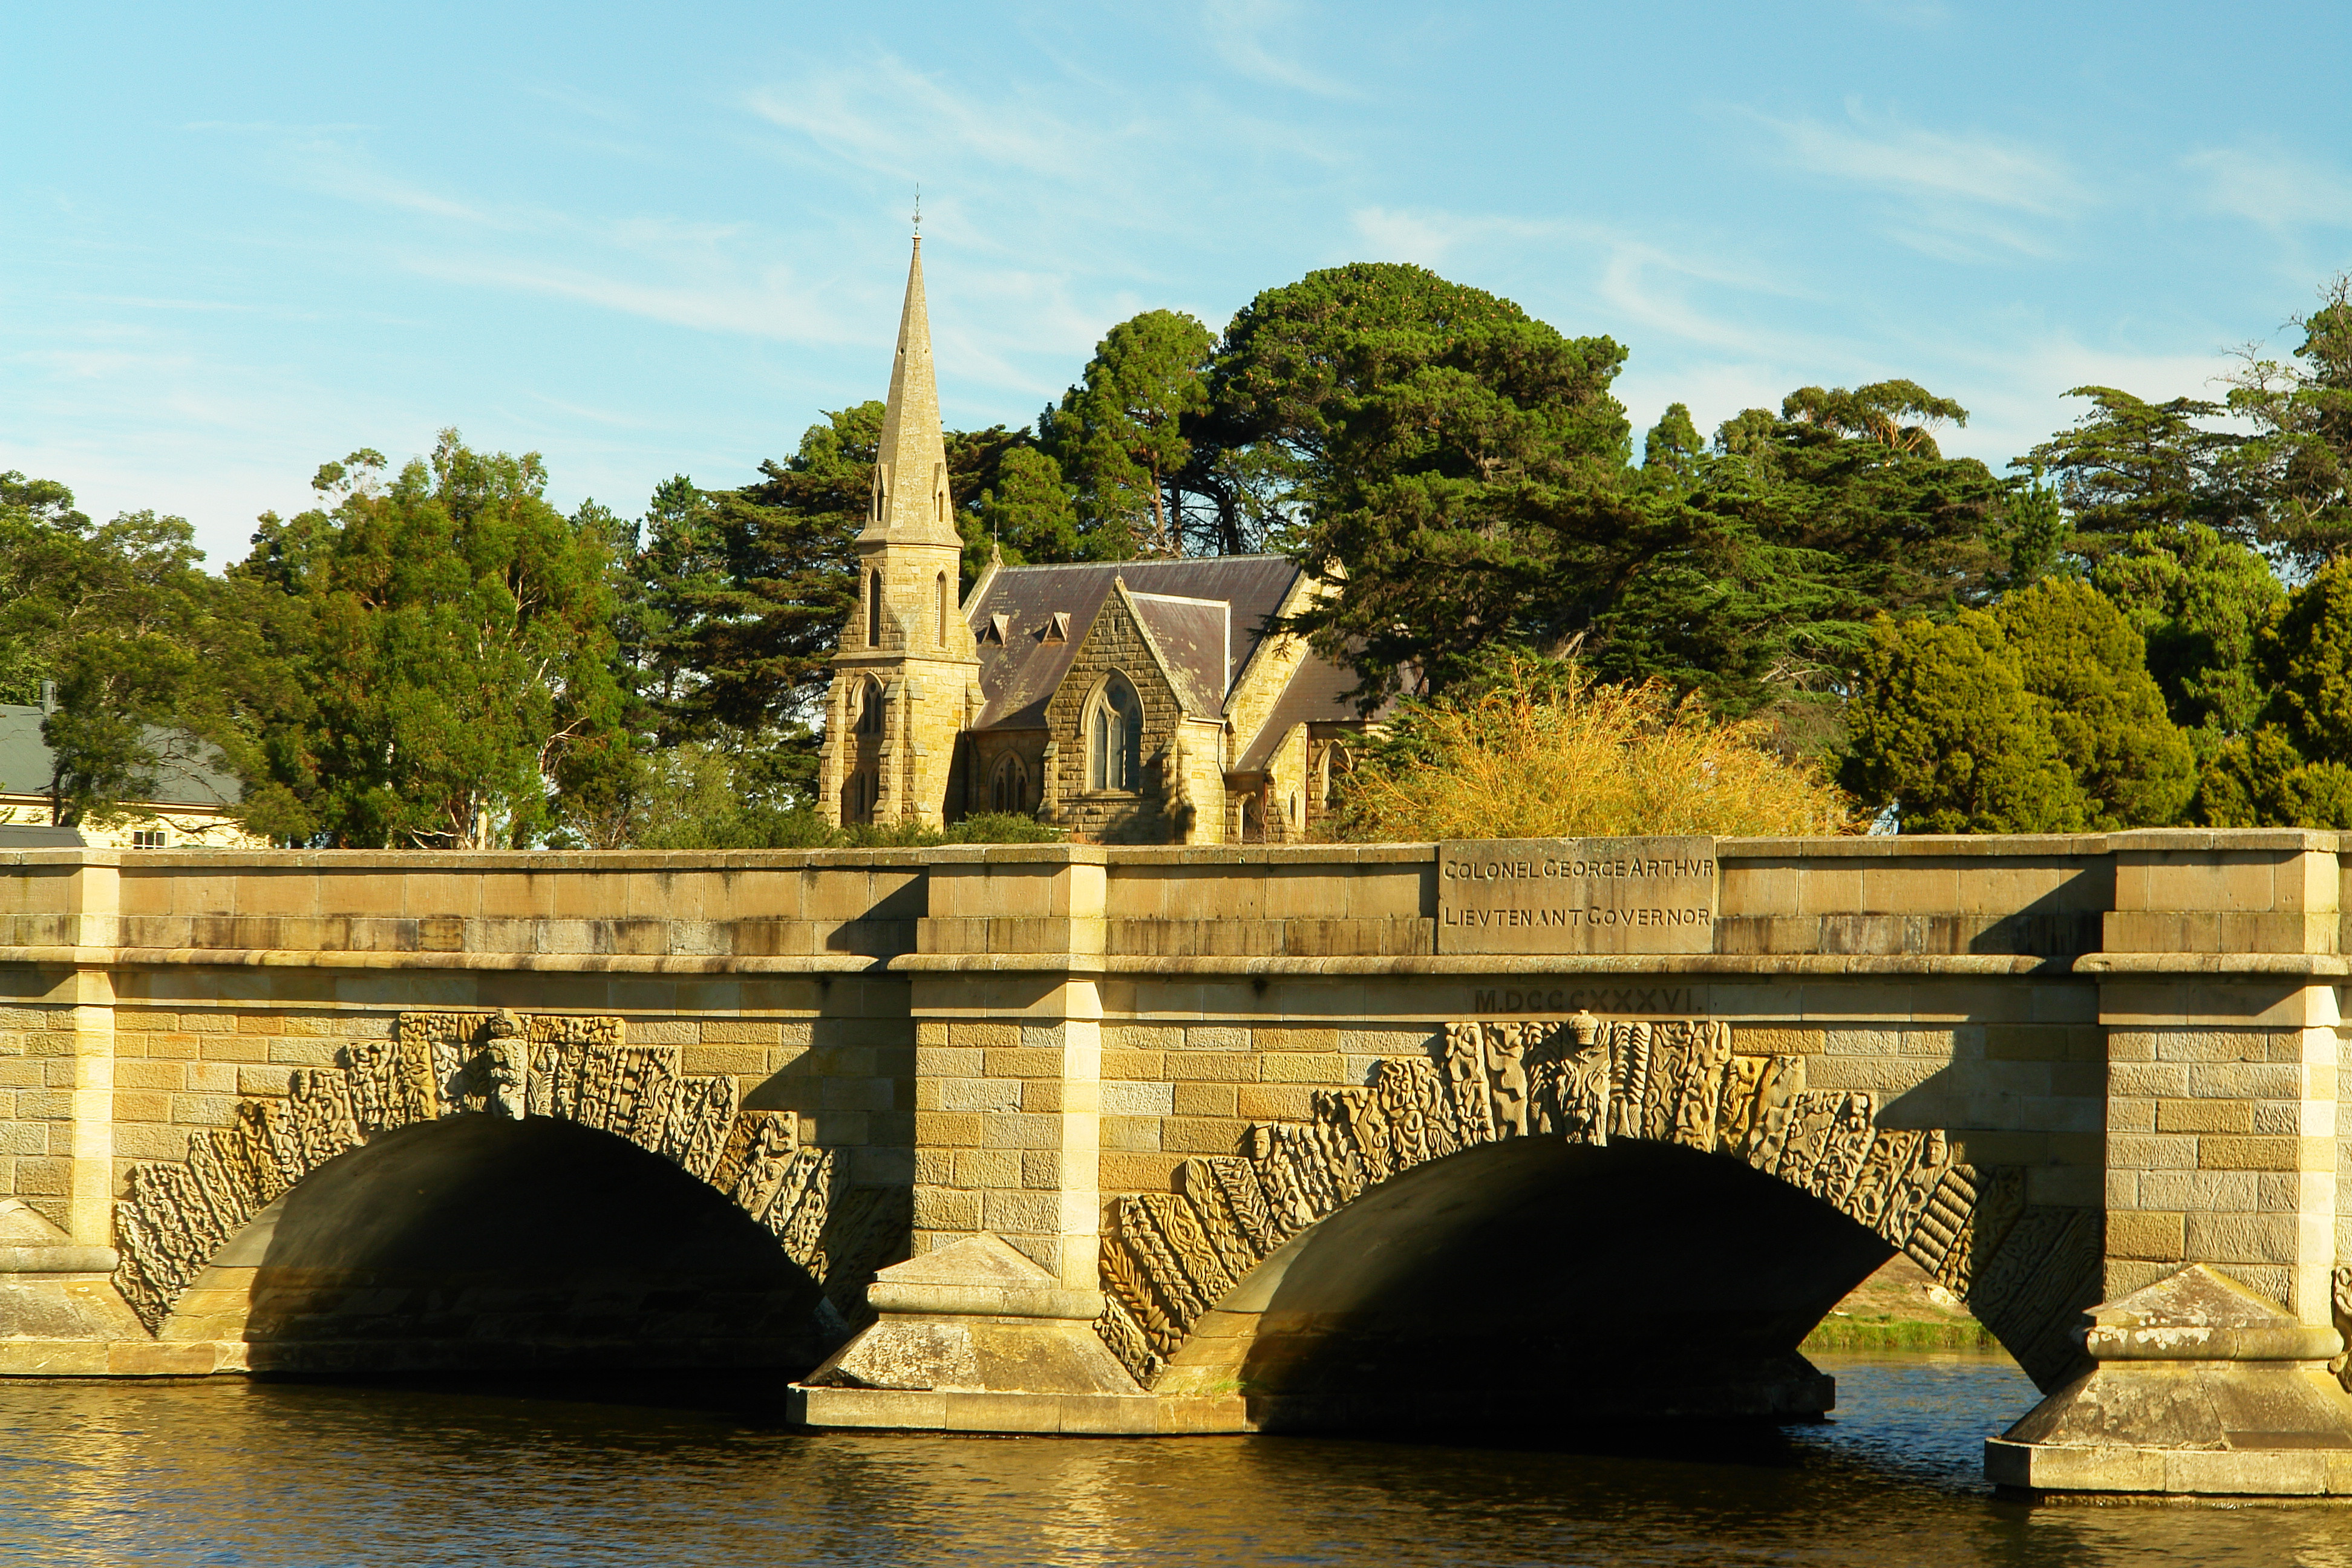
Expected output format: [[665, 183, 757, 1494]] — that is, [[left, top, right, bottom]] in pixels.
[[1037, 585, 1201, 843], [964, 555, 1300, 731]]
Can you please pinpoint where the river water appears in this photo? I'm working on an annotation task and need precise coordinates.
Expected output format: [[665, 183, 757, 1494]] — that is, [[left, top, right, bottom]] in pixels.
[[2, 1353, 2347, 1567]]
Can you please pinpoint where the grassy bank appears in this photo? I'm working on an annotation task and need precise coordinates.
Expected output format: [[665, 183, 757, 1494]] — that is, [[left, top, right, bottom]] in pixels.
[[1801, 1255, 2000, 1354], [1801, 1314, 1999, 1352]]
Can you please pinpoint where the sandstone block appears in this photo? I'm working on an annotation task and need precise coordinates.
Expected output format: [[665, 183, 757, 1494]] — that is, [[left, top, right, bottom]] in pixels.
[[2108, 1209, 2185, 1261]]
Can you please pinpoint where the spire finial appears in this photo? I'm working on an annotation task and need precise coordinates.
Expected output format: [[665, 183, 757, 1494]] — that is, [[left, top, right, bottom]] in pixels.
[[913, 184, 921, 237]]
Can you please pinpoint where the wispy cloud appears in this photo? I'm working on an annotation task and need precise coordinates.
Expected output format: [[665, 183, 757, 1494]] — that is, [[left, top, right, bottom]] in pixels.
[[2184, 144, 2352, 232], [1746, 103, 2081, 260], [746, 58, 1106, 190], [1198, 0, 1353, 98], [401, 252, 849, 345], [1848, 0, 1950, 26], [1763, 105, 2078, 214]]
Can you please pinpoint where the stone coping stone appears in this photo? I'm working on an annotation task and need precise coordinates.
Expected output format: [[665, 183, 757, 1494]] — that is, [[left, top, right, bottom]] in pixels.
[[788, 1385, 1252, 1435], [5, 828, 2340, 872]]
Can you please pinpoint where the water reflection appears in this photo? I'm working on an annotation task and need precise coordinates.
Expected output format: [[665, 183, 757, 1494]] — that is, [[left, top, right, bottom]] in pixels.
[[2, 1354, 2350, 1567]]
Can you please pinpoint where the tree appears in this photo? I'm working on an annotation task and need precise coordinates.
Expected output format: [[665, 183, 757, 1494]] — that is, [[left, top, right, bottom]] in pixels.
[[1997, 578, 2196, 827], [0, 473, 269, 827], [0, 471, 96, 704], [1841, 613, 2085, 832], [2198, 557, 2352, 828], [1587, 382, 2007, 724], [1640, 402, 1705, 487], [972, 445, 1083, 566], [1214, 263, 1635, 707], [2088, 524, 2282, 748], [2200, 555, 2352, 829], [234, 433, 626, 848], [1047, 310, 1215, 559], [2023, 387, 2250, 557], [1841, 583, 2193, 832], [2226, 275, 2352, 571]]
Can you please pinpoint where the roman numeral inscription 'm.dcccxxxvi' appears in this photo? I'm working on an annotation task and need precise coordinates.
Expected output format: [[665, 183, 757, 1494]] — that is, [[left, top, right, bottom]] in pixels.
[[1437, 838, 1719, 955]]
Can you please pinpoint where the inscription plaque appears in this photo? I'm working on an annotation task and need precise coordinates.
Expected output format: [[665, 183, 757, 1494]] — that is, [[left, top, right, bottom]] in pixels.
[[1436, 837, 1718, 955]]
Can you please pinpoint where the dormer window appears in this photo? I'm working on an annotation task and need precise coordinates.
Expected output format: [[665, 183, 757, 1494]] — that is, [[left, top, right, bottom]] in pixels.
[[1042, 612, 1071, 644], [982, 613, 1011, 645]]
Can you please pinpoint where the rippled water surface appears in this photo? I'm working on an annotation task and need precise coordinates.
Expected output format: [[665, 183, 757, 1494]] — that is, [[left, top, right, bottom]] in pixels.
[[4, 1354, 2351, 1567]]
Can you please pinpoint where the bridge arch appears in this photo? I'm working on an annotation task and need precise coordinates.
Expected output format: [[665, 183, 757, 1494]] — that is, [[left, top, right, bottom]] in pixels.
[[1095, 1016, 2102, 1425], [111, 1010, 901, 1359]]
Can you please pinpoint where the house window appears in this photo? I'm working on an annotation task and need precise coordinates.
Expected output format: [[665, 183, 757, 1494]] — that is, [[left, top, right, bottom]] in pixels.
[[854, 678, 886, 736], [1088, 673, 1143, 792], [991, 754, 1029, 814], [867, 569, 883, 647], [130, 829, 168, 849]]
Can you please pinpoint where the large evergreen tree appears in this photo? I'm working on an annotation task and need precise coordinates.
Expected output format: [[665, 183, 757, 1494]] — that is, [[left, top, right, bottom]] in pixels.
[[1209, 263, 1637, 707], [1592, 382, 2008, 724], [1841, 580, 2192, 832], [2227, 275, 2352, 572]]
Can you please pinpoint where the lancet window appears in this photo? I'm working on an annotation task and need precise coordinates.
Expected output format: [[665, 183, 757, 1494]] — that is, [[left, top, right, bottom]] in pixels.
[[1088, 673, 1143, 793], [990, 754, 1029, 814]]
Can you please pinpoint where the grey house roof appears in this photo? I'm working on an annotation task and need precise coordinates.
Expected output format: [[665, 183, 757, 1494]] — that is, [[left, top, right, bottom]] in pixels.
[[0, 823, 83, 847], [0, 705, 242, 809], [967, 556, 1302, 731]]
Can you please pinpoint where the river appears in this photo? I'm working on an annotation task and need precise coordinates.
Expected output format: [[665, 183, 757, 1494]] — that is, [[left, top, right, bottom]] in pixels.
[[2, 1353, 2347, 1567]]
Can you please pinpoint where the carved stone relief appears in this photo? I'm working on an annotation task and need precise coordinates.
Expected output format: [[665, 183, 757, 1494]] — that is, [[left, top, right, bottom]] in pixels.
[[1096, 1014, 2100, 1391], [111, 1010, 902, 1336]]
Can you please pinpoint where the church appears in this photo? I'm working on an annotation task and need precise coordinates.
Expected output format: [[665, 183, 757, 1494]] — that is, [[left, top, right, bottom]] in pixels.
[[814, 238, 1382, 845]]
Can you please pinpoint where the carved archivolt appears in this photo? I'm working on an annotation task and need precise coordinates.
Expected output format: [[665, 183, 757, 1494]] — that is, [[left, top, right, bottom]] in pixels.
[[1097, 1015, 2102, 1390], [111, 1011, 899, 1335]]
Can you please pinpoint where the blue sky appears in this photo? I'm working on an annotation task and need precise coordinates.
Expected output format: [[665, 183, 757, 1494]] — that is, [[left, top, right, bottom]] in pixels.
[[9, 1, 2352, 567]]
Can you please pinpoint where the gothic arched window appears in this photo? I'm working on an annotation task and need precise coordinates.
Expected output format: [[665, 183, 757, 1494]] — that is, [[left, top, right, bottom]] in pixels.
[[843, 768, 877, 825], [854, 678, 885, 736], [1088, 673, 1143, 793], [936, 572, 949, 647], [867, 569, 883, 647], [991, 753, 1029, 814]]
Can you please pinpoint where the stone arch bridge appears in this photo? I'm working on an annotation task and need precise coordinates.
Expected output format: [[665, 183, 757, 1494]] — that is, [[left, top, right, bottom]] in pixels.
[[0, 831, 2347, 1486]]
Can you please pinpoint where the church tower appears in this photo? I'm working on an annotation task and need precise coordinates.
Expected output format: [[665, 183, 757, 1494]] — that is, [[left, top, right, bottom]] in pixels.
[[817, 234, 979, 829]]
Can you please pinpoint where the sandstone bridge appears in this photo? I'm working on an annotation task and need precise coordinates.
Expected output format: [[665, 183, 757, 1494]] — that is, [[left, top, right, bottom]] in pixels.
[[1, 832, 2347, 1488]]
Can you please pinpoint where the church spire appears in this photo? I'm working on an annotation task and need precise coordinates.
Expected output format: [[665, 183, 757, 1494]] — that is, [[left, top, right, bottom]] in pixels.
[[863, 234, 958, 547]]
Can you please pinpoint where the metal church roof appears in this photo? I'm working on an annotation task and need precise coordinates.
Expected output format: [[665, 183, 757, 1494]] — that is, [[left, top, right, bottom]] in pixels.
[[965, 555, 1303, 731]]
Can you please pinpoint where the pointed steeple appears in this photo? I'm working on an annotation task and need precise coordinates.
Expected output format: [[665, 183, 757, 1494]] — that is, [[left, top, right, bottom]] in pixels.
[[863, 235, 959, 547]]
